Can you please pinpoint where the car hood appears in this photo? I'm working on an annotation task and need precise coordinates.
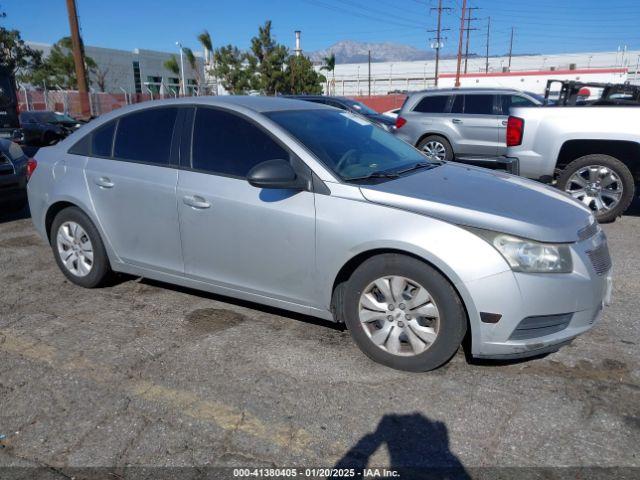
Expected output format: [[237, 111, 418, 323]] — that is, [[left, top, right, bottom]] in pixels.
[[359, 162, 593, 243]]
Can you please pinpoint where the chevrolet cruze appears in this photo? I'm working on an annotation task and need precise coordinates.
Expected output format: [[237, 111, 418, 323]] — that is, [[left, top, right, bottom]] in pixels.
[[27, 97, 612, 371]]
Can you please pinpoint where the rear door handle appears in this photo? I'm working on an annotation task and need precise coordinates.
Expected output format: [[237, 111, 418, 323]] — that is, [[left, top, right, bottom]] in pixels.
[[452, 118, 463, 124], [94, 176, 114, 188], [183, 195, 211, 209], [501, 120, 508, 126]]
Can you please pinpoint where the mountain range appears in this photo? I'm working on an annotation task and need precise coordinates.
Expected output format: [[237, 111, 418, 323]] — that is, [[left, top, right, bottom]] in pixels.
[[308, 40, 463, 64]]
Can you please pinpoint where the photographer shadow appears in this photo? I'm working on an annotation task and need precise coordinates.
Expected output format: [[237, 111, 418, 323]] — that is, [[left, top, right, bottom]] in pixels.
[[332, 413, 470, 480]]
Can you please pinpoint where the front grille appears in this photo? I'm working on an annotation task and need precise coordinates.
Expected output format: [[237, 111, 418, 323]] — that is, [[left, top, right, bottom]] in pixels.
[[577, 221, 599, 241], [587, 243, 612, 275], [509, 313, 573, 340]]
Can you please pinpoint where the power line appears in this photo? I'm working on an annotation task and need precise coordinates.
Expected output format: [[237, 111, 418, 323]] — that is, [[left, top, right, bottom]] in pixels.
[[454, 0, 467, 87], [428, 0, 452, 86], [485, 16, 490, 73], [508, 27, 514, 70], [463, 6, 479, 73]]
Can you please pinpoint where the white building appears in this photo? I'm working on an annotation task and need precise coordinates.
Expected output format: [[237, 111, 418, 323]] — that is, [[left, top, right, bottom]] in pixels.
[[26, 41, 208, 96], [319, 49, 640, 96]]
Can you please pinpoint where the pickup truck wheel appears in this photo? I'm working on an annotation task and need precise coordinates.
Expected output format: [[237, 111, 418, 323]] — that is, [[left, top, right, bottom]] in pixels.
[[557, 154, 635, 223], [417, 135, 454, 162]]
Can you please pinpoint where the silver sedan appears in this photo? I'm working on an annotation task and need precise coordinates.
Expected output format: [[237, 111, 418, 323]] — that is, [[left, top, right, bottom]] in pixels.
[[27, 96, 612, 371]]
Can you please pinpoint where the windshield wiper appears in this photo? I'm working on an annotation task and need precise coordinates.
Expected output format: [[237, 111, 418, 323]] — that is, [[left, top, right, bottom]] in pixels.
[[395, 162, 440, 175], [345, 170, 401, 182]]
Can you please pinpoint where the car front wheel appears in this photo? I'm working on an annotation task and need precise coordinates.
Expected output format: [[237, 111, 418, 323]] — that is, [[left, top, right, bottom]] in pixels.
[[336, 254, 467, 372], [417, 135, 454, 162]]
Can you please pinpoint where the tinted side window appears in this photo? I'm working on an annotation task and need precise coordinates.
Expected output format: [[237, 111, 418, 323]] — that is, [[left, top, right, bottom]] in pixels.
[[91, 121, 116, 157], [451, 95, 464, 114], [500, 95, 535, 114], [191, 108, 289, 178], [113, 107, 178, 165], [463, 94, 495, 115], [413, 95, 450, 113]]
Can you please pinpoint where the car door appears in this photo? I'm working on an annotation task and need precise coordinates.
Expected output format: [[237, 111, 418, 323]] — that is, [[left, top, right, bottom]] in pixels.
[[84, 106, 184, 274], [496, 94, 538, 155], [176, 106, 316, 306], [449, 93, 501, 156]]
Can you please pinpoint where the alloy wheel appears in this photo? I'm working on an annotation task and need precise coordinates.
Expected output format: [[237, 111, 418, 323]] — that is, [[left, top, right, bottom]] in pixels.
[[358, 276, 440, 357], [422, 141, 447, 161], [565, 165, 623, 214], [56, 221, 94, 277]]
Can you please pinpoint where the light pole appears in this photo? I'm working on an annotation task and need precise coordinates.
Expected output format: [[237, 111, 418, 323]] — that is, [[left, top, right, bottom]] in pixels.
[[176, 41, 186, 96]]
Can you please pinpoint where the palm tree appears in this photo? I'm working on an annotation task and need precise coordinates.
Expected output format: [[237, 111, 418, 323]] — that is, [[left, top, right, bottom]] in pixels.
[[164, 55, 180, 96], [320, 53, 336, 94], [182, 47, 201, 94], [197, 30, 216, 94], [197, 30, 213, 58]]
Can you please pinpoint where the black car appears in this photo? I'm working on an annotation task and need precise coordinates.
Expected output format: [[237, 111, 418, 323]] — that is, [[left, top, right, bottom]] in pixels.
[[0, 139, 34, 211], [286, 95, 396, 130], [19, 111, 84, 146], [0, 67, 20, 140]]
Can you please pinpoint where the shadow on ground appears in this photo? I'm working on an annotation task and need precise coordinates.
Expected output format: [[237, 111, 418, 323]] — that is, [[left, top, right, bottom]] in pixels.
[[0, 202, 30, 224], [333, 413, 470, 479]]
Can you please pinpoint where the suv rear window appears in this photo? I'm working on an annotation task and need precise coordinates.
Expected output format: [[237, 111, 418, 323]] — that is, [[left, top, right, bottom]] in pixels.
[[413, 95, 450, 113]]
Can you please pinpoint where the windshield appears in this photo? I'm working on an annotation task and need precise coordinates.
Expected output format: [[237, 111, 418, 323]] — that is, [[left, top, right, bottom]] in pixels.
[[343, 100, 379, 116], [266, 109, 436, 181], [524, 91, 545, 104], [54, 112, 77, 122]]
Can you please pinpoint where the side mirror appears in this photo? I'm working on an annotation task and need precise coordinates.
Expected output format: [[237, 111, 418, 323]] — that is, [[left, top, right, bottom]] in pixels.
[[247, 159, 305, 190]]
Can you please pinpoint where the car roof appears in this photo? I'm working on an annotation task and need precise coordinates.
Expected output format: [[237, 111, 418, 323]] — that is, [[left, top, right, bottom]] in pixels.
[[136, 95, 333, 113], [412, 87, 526, 96]]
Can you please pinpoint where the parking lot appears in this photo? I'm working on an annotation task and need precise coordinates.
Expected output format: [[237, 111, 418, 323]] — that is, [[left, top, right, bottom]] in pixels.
[[0, 200, 639, 477]]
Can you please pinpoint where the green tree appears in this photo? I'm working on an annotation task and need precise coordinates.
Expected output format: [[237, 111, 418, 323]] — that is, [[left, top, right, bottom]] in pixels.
[[320, 53, 336, 94], [284, 54, 325, 95], [0, 7, 43, 78], [182, 47, 201, 88], [212, 44, 256, 94], [164, 55, 180, 76], [23, 37, 96, 89], [250, 20, 288, 95], [197, 30, 213, 56]]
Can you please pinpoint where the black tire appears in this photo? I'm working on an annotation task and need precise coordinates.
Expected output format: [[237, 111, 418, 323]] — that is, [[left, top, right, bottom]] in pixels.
[[336, 254, 467, 372], [556, 154, 635, 223], [417, 135, 454, 162], [50, 206, 112, 288]]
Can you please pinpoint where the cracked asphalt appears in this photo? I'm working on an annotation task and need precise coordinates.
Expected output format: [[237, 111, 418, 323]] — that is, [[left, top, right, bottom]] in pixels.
[[0, 199, 638, 479]]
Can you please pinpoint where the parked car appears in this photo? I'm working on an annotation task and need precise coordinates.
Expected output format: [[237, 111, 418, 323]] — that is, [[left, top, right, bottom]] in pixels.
[[393, 88, 543, 169], [20, 110, 84, 146], [287, 95, 396, 130], [28, 97, 611, 371], [0, 139, 35, 211], [0, 67, 21, 140], [506, 105, 639, 222]]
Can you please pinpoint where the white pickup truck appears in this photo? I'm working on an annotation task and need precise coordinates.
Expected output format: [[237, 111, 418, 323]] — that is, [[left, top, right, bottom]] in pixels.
[[505, 106, 638, 222]]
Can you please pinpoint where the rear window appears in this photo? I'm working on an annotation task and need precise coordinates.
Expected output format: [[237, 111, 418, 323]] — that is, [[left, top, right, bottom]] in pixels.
[[413, 95, 450, 113], [113, 107, 177, 165], [91, 121, 116, 157]]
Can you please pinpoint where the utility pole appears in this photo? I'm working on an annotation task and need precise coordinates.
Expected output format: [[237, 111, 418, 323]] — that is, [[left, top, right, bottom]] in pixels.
[[454, 0, 467, 87], [368, 50, 371, 97], [463, 7, 479, 74], [485, 16, 491, 73], [429, 0, 451, 87], [65, 0, 89, 118], [508, 27, 514, 70]]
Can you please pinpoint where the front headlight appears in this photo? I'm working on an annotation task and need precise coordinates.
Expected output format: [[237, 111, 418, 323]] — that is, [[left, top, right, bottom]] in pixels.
[[469, 228, 573, 273]]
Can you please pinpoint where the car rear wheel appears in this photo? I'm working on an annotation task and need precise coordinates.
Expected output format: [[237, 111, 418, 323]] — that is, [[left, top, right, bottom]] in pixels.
[[417, 135, 454, 162], [50, 207, 112, 288], [336, 254, 466, 371], [557, 154, 635, 223]]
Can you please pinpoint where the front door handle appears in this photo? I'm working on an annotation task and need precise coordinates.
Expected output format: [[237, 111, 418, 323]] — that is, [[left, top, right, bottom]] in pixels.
[[94, 176, 114, 188], [452, 118, 463, 124], [183, 195, 211, 209]]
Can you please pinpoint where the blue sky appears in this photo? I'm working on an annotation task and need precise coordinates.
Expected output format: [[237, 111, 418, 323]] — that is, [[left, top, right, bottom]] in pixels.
[[4, 0, 640, 57]]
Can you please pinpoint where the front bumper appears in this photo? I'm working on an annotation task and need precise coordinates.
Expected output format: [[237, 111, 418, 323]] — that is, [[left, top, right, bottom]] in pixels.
[[463, 233, 612, 359]]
